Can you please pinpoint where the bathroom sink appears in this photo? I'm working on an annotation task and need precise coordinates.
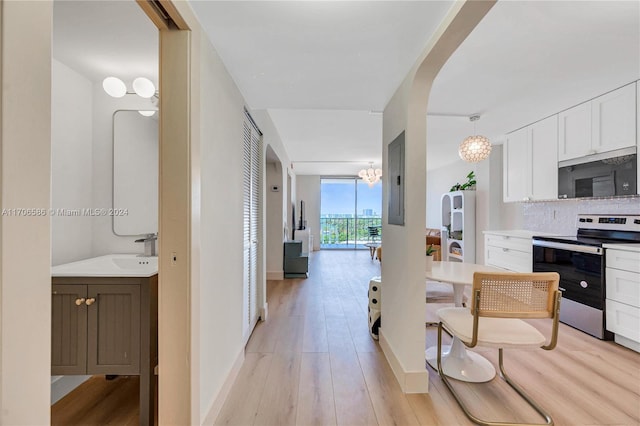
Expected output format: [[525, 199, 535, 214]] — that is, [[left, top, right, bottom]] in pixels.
[[111, 256, 158, 271], [52, 254, 158, 277]]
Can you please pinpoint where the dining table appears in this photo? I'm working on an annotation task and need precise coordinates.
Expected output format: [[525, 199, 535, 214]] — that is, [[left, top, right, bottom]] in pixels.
[[425, 261, 503, 383]]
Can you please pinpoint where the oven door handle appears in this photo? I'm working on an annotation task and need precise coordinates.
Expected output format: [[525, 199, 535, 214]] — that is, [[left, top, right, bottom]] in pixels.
[[532, 240, 603, 255]]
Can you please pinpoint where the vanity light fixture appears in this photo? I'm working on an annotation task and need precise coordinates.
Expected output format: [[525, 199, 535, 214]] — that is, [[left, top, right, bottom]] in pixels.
[[102, 76, 157, 99], [102, 76, 127, 98], [358, 162, 382, 187], [458, 115, 492, 163]]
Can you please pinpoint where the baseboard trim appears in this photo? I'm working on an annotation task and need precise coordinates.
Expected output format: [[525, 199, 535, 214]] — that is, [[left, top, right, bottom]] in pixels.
[[266, 271, 284, 280], [51, 375, 91, 405], [379, 329, 429, 394], [202, 347, 245, 424]]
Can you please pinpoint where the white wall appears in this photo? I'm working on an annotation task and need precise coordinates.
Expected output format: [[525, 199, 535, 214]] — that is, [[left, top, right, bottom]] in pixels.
[[265, 160, 284, 278], [426, 161, 476, 229], [380, 0, 495, 393], [296, 175, 321, 251], [252, 109, 295, 283], [196, 31, 247, 424], [51, 59, 94, 266], [1, 2, 52, 423]]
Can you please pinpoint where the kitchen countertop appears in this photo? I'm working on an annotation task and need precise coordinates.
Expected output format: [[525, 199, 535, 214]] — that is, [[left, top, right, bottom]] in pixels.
[[602, 243, 640, 253], [483, 229, 555, 238]]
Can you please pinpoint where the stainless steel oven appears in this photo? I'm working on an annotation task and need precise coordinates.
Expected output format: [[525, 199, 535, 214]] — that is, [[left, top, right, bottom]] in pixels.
[[532, 214, 640, 339]]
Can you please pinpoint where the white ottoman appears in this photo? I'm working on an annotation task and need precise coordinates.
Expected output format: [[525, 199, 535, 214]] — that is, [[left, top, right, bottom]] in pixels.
[[368, 276, 381, 340]]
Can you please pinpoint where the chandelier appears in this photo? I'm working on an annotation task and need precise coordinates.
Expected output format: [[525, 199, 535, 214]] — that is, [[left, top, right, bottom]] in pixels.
[[358, 162, 382, 187], [458, 115, 492, 163]]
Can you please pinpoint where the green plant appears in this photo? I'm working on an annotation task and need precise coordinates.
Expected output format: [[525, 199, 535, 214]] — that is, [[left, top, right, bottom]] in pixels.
[[426, 244, 436, 256], [450, 171, 477, 192]]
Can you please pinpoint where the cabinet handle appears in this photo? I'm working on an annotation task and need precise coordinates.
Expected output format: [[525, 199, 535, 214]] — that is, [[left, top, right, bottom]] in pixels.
[[85, 297, 96, 306], [75, 298, 86, 306]]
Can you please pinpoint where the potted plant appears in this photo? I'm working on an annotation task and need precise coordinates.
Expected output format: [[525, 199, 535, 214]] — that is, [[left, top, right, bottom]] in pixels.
[[426, 244, 436, 271], [449, 171, 477, 192]]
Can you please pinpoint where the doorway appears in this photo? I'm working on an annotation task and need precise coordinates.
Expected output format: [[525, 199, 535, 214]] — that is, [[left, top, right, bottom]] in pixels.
[[320, 178, 382, 249]]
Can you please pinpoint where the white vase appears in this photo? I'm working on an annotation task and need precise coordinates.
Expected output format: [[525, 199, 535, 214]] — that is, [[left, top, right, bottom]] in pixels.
[[425, 255, 433, 271]]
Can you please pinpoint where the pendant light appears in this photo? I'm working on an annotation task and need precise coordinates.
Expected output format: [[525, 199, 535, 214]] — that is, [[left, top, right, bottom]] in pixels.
[[358, 162, 382, 187], [458, 115, 492, 163]]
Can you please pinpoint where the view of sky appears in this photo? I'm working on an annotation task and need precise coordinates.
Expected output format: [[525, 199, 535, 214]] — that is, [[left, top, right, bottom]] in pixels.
[[320, 178, 382, 216]]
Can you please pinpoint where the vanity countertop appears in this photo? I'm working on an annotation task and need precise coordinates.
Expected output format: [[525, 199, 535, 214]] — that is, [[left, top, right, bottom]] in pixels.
[[52, 254, 158, 277]]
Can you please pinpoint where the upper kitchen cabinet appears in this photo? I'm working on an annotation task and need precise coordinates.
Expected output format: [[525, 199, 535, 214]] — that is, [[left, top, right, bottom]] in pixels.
[[559, 83, 637, 161], [504, 115, 558, 202]]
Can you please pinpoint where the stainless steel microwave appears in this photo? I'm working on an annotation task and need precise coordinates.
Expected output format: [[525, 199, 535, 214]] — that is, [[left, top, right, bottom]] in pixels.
[[558, 148, 637, 199]]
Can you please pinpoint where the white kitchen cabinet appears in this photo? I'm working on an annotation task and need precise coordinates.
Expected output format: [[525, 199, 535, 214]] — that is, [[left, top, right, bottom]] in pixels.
[[503, 115, 558, 202], [503, 127, 528, 202], [559, 83, 637, 162], [637, 82, 639, 195], [484, 231, 534, 272], [441, 191, 475, 263], [558, 101, 591, 161], [604, 245, 640, 353]]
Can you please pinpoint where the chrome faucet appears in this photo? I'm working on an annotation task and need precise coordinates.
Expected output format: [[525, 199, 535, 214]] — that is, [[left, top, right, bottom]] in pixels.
[[135, 233, 157, 257]]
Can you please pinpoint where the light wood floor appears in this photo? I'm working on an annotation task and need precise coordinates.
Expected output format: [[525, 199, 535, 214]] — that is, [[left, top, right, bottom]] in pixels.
[[216, 250, 640, 426], [52, 250, 640, 425]]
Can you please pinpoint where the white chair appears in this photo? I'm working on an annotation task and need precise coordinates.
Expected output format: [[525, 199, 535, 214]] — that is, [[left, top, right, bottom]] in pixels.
[[425, 280, 467, 327], [436, 271, 561, 426]]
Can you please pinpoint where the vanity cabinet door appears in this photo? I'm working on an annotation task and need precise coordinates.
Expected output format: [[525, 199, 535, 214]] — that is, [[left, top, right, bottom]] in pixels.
[[51, 285, 87, 375], [86, 284, 141, 375]]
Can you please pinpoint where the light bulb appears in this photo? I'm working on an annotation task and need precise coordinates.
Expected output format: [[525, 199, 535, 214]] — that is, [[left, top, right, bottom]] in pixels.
[[133, 77, 156, 98], [138, 110, 156, 117], [102, 77, 126, 98]]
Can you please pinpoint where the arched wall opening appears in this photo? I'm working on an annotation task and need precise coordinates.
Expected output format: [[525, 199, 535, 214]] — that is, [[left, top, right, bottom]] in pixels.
[[379, 0, 496, 393]]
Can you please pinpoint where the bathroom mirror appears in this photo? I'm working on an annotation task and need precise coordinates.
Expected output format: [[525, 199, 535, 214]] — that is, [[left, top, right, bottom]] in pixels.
[[113, 110, 158, 236]]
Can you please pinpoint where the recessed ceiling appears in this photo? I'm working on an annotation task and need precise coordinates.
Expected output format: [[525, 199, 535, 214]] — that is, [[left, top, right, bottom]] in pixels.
[[190, 1, 455, 111], [52, 1, 640, 175], [192, 0, 639, 174]]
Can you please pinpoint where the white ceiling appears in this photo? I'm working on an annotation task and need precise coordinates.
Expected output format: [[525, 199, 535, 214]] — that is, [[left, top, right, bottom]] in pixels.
[[53, 0, 158, 88], [53, 1, 640, 175]]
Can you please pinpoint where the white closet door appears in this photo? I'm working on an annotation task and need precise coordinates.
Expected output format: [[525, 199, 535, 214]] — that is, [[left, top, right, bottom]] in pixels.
[[242, 112, 262, 342]]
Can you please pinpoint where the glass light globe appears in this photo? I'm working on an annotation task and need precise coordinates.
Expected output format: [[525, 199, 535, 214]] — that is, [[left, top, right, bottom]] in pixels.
[[133, 77, 156, 98], [458, 135, 492, 163], [138, 110, 156, 117], [102, 77, 126, 98]]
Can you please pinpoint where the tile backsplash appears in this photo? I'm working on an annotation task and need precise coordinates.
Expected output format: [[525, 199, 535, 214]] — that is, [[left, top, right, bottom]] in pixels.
[[521, 197, 640, 235]]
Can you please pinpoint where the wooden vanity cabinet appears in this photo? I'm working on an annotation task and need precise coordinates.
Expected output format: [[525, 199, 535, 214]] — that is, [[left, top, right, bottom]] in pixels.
[[51, 275, 157, 426]]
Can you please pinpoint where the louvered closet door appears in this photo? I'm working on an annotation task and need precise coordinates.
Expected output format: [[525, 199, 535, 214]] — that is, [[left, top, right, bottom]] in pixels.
[[242, 113, 261, 342]]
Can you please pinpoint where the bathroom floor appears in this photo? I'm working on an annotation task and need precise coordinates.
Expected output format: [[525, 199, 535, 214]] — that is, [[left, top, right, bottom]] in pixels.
[[51, 375, 157, 426]]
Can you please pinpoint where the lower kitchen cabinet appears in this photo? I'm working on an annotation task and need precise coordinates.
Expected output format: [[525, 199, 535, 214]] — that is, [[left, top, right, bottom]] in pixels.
[[51, 275, 157, 425], [484, 231, 536, 272], [604, 246, 640, 352]]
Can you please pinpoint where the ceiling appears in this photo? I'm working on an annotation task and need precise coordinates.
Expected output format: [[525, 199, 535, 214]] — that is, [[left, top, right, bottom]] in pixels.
[[53, 1, 639, 175]]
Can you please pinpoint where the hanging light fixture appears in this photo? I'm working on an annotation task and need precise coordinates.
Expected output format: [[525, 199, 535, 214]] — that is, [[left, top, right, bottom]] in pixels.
[[358, 162, 382, 187], [458, 115, 492, 163]]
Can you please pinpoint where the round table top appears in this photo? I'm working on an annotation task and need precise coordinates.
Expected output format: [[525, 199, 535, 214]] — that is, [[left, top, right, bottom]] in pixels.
[[426, 261, 502, 286]]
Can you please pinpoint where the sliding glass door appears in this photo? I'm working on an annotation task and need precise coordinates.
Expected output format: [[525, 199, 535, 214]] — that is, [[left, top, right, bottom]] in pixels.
[[320, 177, 382, 249]]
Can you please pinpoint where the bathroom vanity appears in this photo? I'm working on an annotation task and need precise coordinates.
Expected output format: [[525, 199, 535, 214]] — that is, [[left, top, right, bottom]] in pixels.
[[51, 255, 158, 426]]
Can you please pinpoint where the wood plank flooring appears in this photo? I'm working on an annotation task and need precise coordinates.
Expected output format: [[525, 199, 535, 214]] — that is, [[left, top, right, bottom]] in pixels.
[[217, 250, 640, 426], [51, 250, 640, 425]]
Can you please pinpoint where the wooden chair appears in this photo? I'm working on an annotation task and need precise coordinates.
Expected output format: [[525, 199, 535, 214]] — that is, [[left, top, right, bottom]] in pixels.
[[436, 271, 561, 426]]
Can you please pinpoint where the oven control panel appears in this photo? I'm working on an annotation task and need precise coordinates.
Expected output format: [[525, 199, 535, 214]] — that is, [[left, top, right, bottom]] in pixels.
[[577, 214, 640, 231]]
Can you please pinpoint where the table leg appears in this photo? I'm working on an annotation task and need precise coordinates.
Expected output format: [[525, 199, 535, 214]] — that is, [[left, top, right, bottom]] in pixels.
[[426, 337, 495, 383], [425, 281, 495, 383]]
